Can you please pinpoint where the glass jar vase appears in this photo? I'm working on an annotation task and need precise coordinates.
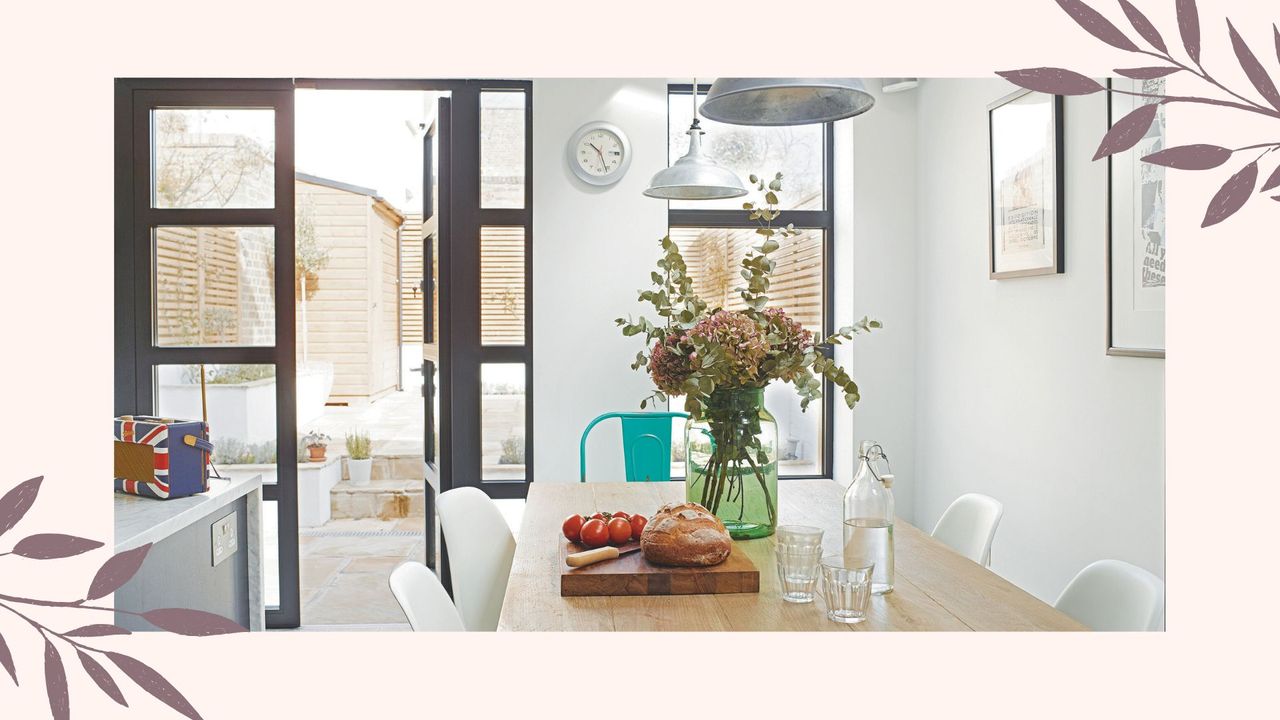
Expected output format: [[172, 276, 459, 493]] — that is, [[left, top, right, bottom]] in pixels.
[[684, 387, 778, 539]]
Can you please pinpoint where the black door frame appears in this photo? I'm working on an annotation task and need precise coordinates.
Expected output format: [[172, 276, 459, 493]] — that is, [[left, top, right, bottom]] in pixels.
[[114, 78, 299, 627], [116, 77, 533, 627]]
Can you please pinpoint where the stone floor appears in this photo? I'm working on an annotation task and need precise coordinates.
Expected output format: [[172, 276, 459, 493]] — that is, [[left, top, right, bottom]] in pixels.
[[295, 502, 524, 627], [300, 518, 429, 625]]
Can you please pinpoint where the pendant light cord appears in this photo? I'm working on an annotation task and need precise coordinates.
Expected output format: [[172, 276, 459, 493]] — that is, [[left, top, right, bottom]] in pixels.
[[691, 76, 701, 130]]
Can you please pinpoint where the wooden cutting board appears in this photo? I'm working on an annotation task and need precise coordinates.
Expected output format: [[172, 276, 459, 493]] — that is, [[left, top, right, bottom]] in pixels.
[[559, 540, 760, 597]]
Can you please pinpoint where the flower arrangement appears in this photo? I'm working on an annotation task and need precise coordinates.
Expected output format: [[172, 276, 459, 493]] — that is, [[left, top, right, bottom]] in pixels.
[[617, 173, 879, 536]]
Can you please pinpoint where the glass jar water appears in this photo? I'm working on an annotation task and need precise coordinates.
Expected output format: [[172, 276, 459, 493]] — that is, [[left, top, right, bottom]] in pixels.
[[684, 387, 779, 539], [843, 441, 894, 594]]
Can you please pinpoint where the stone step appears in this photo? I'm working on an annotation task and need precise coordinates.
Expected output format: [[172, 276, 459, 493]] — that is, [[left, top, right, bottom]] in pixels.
[[338, 454, 425, 483], [330, 477, 426, 521]]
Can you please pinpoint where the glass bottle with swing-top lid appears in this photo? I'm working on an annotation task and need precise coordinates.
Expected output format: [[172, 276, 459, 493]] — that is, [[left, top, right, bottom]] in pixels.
[[843, 441, 894, 594]]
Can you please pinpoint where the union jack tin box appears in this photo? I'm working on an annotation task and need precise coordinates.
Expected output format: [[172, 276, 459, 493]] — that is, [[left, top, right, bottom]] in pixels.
[[114, 416, 213, 500]]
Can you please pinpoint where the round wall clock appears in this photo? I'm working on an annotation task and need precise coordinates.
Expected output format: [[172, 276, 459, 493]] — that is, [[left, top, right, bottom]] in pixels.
[[567, 121, 632, 186]]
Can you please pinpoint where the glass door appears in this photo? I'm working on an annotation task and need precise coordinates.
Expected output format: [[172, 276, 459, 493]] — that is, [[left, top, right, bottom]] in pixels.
[[422, 98, 447, 581], [115, 80, 300, 628]]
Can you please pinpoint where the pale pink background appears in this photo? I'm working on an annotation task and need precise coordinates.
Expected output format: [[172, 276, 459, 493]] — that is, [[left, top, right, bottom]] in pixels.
[[0, 0, 1276, 716]]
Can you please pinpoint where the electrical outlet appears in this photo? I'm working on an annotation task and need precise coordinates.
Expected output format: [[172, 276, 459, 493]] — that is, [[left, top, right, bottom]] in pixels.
[[211, 512, 238, 567]]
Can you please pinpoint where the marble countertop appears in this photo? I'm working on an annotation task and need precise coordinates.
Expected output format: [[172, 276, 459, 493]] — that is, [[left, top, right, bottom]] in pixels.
[[114, 475, 263, 552]]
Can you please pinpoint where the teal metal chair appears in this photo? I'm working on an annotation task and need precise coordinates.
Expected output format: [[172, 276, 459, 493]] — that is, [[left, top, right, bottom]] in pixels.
[[579, 412, 688, 483]]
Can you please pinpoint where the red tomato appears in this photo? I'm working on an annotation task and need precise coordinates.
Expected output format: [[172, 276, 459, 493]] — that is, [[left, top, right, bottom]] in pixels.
[[580, 518, 609, 548], [612, 511, 630, 520], [607, 517, 632, 545], [590, 512, 607, 521], [562, 514, 585, 542], [629, 514, 647, 541]]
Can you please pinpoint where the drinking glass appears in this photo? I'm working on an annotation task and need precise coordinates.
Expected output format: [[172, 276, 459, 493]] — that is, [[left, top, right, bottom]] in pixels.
[[820, 556, 874, 624], [777, 525, 824, 546], [775, 542, 824, 603]]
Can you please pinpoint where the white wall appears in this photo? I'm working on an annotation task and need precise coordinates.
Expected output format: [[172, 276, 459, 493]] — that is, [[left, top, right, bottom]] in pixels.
[[532, 79, 669, 484], [839, 86, 920, 522], [912, 79, 1165, 603]]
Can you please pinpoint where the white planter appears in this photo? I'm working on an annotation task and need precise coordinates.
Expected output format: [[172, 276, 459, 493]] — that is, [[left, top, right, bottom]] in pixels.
[[348, 458, 373, 486], [298, 457, 342, 528]]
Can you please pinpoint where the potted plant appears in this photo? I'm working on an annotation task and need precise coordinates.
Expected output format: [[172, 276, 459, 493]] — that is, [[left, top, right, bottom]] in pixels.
[[346, 429, 373, 486], [617, 173, 880, 539], [301, 431, 331, 463]]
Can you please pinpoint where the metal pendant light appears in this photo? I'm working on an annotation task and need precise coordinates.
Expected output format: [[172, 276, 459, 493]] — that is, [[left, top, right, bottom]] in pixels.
[[643, 80, 748, 201], [699, 78, 876, 126]]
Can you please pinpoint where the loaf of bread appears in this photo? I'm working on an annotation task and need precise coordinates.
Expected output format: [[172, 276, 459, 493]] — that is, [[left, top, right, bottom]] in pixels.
[[639, 502, 732, 567]]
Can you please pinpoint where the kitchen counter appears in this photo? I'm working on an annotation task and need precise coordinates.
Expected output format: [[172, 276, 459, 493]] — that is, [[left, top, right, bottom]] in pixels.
[[113, 475, 265, 631]]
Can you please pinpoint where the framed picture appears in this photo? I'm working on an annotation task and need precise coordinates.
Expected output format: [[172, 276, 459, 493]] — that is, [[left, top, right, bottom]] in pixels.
[[987, 88, 1065, 279], [1106, 78, 1166, 358]]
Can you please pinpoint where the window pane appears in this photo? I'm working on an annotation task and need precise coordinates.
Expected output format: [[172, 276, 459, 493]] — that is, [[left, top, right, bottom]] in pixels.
[[668, 92, 824, 210], [672, 227, 826, 476], [152, 108, 275, 209], [153, 227, 275, 347], [154, 363, 282, 603], [155, 364, 279, 472], [767, 381, 823, 476], [480, 92, 526, 208], [671, 227, 824, 332], [480, 226, 526, 345], [481, 363, 525, 481], [263, 499, 280, 609]]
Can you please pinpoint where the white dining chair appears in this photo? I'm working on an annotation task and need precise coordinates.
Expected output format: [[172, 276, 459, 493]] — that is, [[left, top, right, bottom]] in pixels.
[[930, 493, 1003, 566], [388, 562, 465, 631], [1054, 559, 1165, 631], [436, 486, 517, 631]]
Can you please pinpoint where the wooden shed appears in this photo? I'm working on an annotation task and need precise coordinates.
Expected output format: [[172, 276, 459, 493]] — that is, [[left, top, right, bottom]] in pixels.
[[296, 173, 405, 404]]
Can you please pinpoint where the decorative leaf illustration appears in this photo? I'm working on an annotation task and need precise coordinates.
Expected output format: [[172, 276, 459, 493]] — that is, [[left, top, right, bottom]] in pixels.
[[997, 68, 1103, 95], [1119, 0, 1167, 53], [1094, 103, 1161, 160], [1274, 23, 1279, 65], [0, 476, 42, 538], [0, 631, 16, 685], [1115, 66, 1179, 80], [140, 608, 246, 637], [1261, 163, 1280, 193], [106, 652, 203, 720], [1142, 144, 1234, 169], [1203, 161, 1259, 227], [44, 639, 69, 720], [0, 476, 223, 720], [1227, 20, 1280, 112], [1177, 0, 1201, 64], [12, 533, 104, 560], [77, 651, 127, 707], [1054, 0, 1138, 51], [85, 543, 151, 601], [65, 624, 132, 638]]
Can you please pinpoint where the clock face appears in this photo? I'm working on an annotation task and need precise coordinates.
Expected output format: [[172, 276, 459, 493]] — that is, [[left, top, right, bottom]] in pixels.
[[567, 122, 631, 186], [575, 129, 625, 177]]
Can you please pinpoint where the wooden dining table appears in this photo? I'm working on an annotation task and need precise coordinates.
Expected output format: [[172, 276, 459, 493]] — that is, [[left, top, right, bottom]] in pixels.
[[497, 479, 1086, 631]]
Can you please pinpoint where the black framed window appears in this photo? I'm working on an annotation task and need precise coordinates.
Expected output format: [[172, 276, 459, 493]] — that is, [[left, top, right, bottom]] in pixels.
[[667, 84, 835, 479], [474, 84, 533, 496]]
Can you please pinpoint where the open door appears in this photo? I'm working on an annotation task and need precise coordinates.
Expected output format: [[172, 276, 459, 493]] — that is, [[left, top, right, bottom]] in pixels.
[[422, 97, 449, 586]]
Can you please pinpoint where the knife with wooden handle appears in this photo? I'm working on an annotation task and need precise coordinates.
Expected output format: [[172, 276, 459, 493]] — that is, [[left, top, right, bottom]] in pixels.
[[566, 545, 641, 568]]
